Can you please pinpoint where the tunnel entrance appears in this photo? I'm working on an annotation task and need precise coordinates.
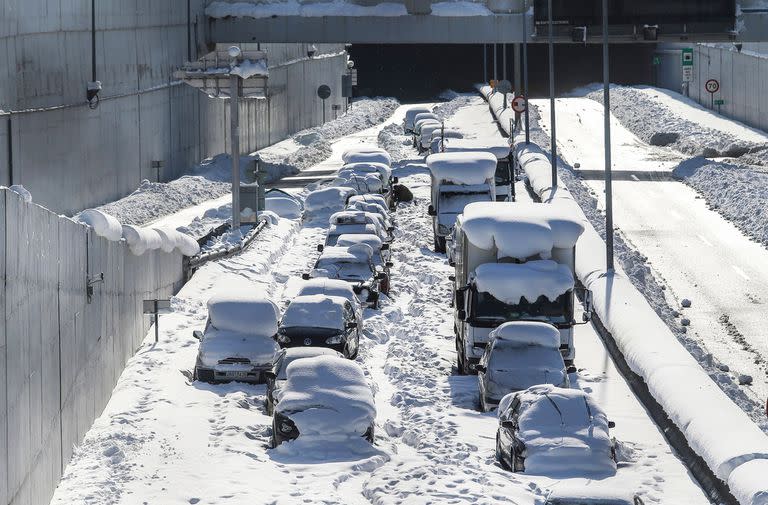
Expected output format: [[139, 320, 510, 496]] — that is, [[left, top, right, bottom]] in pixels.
[[349, 43, 657, 101]]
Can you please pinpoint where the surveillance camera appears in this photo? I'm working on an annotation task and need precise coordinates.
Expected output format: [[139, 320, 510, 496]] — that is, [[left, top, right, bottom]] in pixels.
[[347, 60, 355, 69], [307, 44, 317, 58], [228, 46, 242, 58]]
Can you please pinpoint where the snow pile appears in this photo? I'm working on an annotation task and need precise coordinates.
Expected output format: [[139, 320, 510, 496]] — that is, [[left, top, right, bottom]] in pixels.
[[501, 385, 616, 477], [231, 59, 269, 79], [265, 196, 303, 219], [207, 293, 280, 337], [8, 184, 32, 203], [426, 151, 497, 185], [77, 209, 124, 242], [206, 0, 407, 18], [673, 157, 768, 248], [276, 356, 375, 440], [489, 321, 561, 348], [282, 294, 347, 330], [474, 261, 574, 303], [121, 225, 162, 255], [305, 186, 356, 214]]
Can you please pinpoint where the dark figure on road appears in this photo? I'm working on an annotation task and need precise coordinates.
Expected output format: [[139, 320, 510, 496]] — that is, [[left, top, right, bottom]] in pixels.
[[393, 184, 414, 203]]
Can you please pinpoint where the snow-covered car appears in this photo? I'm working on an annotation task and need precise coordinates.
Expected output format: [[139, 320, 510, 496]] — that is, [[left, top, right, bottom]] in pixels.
[[192, 294, 280, 384], [496, 385, 617, 476], [348, 194, 393, 214], [277, 294, 362, 358], [333, 172, 384, 195], [329, 210, 393, 239], [303, 244, 386, 308], [336, 233, 393, 294], [271, 355, 376, 447], [341, 147, 392, 167], [475, 322, 571, 412], [325, 222, 385, 247], [346, 200, 391, 225], [264, 347, 344, 415], [430, 129, 464, 155], [418, 122, 444, 153], [413, 119, 440, 147], [403, 106, 432, 133]]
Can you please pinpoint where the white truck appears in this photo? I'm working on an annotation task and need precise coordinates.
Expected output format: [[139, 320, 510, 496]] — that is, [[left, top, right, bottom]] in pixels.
[[440, 138, 514, 202], [450, 202, 592, 373], [426, 152, 497, 253]]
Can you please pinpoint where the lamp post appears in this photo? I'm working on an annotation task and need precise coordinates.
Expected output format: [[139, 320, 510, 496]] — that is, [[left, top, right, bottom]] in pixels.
[[602, 0, 614, 272], [548, 0, 557, 188], [229, 46, 242, 231]]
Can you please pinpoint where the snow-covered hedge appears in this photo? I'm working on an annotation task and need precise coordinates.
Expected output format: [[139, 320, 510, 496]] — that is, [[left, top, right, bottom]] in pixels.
[[515, 136, 768, 505]]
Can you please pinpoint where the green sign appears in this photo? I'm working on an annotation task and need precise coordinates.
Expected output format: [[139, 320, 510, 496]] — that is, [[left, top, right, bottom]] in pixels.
[[715, 99, 725, 105], [682, 48, 694, 67], [653, 56, 661, 65]]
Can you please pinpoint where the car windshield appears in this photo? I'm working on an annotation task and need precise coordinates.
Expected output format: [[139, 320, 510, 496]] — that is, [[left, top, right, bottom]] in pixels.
[[473, 291, 572, 325], [280, 326, 341, 340], [439, 191, 489, 214]]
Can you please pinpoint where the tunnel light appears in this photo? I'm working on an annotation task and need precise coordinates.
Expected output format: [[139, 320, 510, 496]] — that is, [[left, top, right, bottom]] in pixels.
[[642, 25, 659, 41], [571, 26, 587, 44]]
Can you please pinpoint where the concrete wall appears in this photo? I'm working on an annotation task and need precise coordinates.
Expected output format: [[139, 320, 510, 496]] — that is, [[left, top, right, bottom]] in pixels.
[[0, 188, 185, 505], [657, 43, 768, 132], [0, 0, 346, 215]]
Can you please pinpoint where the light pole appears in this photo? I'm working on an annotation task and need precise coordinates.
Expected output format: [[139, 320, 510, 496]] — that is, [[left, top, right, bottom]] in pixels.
[[229, 46, 242, 231], [602, 0, 614, 272], [523, 7, 530, 145], [548, 0, 557, 188]]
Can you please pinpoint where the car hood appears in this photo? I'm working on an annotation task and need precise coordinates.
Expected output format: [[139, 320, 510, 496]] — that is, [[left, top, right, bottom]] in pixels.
[[199, 329, 278, 368]]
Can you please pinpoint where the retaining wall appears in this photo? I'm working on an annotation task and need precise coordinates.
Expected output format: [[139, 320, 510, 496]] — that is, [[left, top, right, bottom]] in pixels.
[[0, 188, 185, 505], [0, 0, 346, 215]]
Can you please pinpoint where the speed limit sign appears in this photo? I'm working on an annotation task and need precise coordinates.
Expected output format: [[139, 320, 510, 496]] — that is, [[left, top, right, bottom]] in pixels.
[[511, 95, 527, 113], [705, 79, 720, 94]]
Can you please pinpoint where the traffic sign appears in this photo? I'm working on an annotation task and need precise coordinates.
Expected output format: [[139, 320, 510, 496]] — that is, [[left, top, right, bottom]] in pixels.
[[682, 66, 693, 83], [317, 85, 331, 99], [682, 48, 694, 66], [496, 80, 512, 94], [511, 95, 527, 114], [714, 99, 725, 106], [705, 79, 720, 94]]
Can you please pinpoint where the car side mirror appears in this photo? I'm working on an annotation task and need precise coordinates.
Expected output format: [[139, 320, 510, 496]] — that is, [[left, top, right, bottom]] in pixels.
[[263, 370, 276, 381], [380, 244, 390, 250], [448, 275, 455, 282], [500, 420, 515, 429], [457, 309, 467, 321], [385, 262, 394, 268], [192, 330, 204, 341], [387, 226, 395, 233], [427, 205, 436, 216], [346, 322, 358, 329], [377, 272, 387, 280], [567, 365, 577, 374], [608, 421, 616, 429], [471, 364, 486, 373], [302, 273, 310, 280], [393, 177, 399, 184], [317, 244, 324, 252]]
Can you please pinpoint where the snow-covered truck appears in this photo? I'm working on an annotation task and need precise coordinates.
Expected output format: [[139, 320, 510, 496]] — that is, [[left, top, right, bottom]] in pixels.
[[440, 138, 514, 202], [450, 202, 591, 373], [426, 152, 497, 253]]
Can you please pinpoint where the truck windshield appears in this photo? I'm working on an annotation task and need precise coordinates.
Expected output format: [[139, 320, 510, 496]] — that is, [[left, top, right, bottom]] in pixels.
[[439, 191, 490, 214], [495, 160, 512, 185], [472, 290, 573, 325]]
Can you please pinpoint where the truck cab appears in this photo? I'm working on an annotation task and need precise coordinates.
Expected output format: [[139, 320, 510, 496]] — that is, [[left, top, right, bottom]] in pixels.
[[452, 202, 591, 373], [426, 152, 497, 253], [440, 139, 514, 202]]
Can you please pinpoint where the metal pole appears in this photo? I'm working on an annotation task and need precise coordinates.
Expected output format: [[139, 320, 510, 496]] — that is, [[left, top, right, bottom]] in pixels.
[[230, 73, 241, 230], [523, 8, 530, 145], [493, 44, 498, 82], [154, 300, 159, 343], [503, 44, 507, 81], [483, 44, 487, 83], [548, 0, 557, 188], [602, 0, 614, 272]]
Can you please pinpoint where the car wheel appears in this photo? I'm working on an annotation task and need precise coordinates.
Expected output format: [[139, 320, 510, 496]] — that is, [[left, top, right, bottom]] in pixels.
[[348, 339, 359, 360], [512, 447, 525, 473], [270, 428, 278, 449], [496, 433, 509, 470], [480, 394, 488, 413], [457, 346, 467, 375], [192, 367, 198, 382]]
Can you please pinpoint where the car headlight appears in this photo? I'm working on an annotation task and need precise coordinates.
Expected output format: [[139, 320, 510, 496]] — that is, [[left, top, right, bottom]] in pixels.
[[280, 421, 294, 433], [325, 335, 344, 344], [276, 332, 291, 343], [438, 224, 450, 235], [359, 288, 370, 300]]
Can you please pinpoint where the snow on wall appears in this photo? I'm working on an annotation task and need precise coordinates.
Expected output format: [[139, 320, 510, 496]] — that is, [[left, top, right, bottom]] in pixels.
[[206, 0, 407, 18]]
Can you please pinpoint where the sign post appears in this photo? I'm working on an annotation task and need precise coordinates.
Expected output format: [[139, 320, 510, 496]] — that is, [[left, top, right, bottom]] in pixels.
[[143, 299, 171, 343], [681, 48, 694, 96], [705, 79, 720, 109], [317, 84, 331, 123], [511, 95, 527, 132]]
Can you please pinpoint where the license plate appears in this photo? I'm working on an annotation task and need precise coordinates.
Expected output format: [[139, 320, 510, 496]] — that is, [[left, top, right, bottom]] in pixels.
[[226, 371, 249, 378]]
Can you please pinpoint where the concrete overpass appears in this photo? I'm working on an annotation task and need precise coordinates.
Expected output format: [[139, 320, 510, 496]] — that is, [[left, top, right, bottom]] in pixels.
[[202, 0, 768, 45]]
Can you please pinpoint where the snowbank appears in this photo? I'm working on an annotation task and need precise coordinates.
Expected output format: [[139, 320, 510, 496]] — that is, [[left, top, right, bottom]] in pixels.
[[426, 151, 497, 185], [276, 356, 376, 440], [488, 321, 561, 348], [282, 295, 347, 330], [514, 133, 768, 503], [207, 293, 280, 337], [474, 261, 573, 303], [77, 209, 123, 242], [305, 187, 357, 214]]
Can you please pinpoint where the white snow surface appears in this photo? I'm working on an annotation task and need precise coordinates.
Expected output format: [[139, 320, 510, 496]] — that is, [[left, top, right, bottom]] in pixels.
[[8, 184, 32, 202], [441, 137, 510, 159], [305, 186, 356, 214], [77, 209, 123, 242], [207, 293, 280, 337], [206, 0, 407, 18], [474, 261, 574, 304], [281, 294, 347, 330], [230, 58, 269, 79], [502, 385, 616, 477], [431, 1, 493, 16], [341, 146, 392, 166], [276, 356, 376, 440], [403, 106, 432, 130], [264, 195, 303, 219], [293, 278, 359, 307], [489, 321, 561, 348], [426, 151, 497, 185], [121, 225, 162, 256]]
